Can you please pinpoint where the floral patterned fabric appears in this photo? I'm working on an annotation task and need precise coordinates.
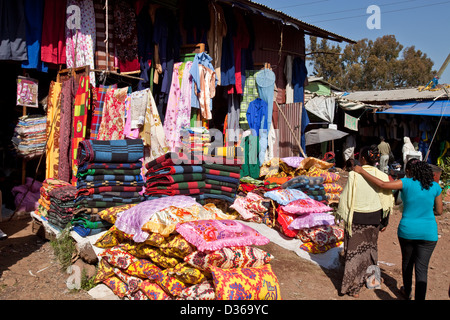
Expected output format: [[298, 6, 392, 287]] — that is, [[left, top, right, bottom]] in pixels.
[[125, 259, 162, 281], [184, 246, 273, 271], [167, 262, 207, 285], [98, 246, 137, 269], [264, 189, 309, 205], [298, 225, 344, 246], [230, 192, 267, 220], [113, 267, 143, 293], [176, 280, 216, 300], [95, 259, 115, 284], [159, 235, 195, 259], [97, 203, 139, 224], [300, 241, 343, 254], [102, 276, 129, 298], [287, 212, 336, 231], [97, 87, 128, 140], [65, 0, 96, 84], [281, 197, 333, 215], [140, 280, 170, 300], [176, 219, 270, 252], [157, 269, 187, 297], [210, 264, 281, 300]]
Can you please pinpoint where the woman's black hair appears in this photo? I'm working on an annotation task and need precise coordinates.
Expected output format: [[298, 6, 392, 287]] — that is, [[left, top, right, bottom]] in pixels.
[[359, 145, 380, 166], [405, 159, 434, 190]]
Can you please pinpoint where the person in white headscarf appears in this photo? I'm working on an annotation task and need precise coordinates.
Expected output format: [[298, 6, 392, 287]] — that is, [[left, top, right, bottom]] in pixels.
[[402, 137, 416, 167]]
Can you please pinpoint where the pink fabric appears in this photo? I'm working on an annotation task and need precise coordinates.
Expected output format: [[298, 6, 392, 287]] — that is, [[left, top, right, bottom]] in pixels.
[[281, 198, 333, 215], [230, 192, 266, 220], [176, 219, 270, 252], [115, 195, 198, 242], [97, 87, 128, 140], [123, 94, 140, 139], [163, 61, 193, 151], [287, 212, 335, 230]]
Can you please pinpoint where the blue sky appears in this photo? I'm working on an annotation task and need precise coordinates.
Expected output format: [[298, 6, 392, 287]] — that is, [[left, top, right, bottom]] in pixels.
[[254, 0, 450, 85]]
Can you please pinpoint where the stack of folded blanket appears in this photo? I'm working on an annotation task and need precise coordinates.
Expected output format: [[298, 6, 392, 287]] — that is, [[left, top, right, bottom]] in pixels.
[[34, 178, 72, 218], [46, 184, 78, 230], [179, 127, 210, 156], [201, 161, 240, 204], [281, 175, 328, 204], [11, 115, 47, 159], [144, 152, 205, 200], [74, 139, 145, 210]]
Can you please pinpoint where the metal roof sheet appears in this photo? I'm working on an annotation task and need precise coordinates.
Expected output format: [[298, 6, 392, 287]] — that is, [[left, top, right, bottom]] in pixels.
[[342, 87, 449, 102], [219, 0, 356, 44]]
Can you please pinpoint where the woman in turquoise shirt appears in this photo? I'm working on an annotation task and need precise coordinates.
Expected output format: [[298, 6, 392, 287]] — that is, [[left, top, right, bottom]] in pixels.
[[354, 159, 443, 300]]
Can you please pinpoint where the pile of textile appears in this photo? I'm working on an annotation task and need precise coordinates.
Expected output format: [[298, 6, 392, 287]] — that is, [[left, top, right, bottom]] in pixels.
[[46, 184, 77, 230], [11, 115, 47, 159], [34, 178, 72, 218], [144, 152, 205, 200], [91, 195, 281, 300], [202, 161, 240, 205], [179, 127, 210, 156], [74, 138, 145, 214], [232, 156, 344, 254], [11, 177, 42, 215]]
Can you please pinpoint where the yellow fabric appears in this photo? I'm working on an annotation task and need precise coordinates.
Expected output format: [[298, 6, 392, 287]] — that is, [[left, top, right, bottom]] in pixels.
[[45, 81, 62, 180], [210, 264, 281, 300], [336, 165, 394, 236]]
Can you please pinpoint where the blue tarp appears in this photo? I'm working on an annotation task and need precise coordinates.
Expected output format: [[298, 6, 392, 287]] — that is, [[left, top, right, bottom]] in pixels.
[[377, 99, 450, 117]]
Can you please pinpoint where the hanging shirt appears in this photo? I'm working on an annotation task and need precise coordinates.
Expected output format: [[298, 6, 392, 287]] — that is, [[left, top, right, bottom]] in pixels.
[[0, 0, 27, 61], [246, 98, 268, 137], [190, 52, 217, 110], [41, 0, 67, 65]]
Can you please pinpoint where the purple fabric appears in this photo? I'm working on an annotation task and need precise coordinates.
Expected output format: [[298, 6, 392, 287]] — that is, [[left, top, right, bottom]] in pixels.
[[281, 156, 304, 168], [114, 195, 198, 242]]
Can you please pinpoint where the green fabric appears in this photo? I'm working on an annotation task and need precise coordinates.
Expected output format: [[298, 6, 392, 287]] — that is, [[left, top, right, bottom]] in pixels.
[[205, 179, 237, 189], [203, 163, 241, 173], [77, 168, 141, 178], [239, 70, 259, 131]]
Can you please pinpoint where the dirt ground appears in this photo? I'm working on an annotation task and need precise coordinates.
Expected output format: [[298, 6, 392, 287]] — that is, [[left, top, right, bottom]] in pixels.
[[1, 173, 450, 301]]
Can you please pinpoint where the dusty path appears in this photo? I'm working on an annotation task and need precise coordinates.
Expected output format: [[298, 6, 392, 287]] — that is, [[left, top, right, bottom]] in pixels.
[[1, 205, 449, 301]]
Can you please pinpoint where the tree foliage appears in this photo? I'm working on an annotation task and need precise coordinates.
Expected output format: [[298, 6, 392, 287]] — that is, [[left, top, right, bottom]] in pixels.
[[307, 35, 435, 91]]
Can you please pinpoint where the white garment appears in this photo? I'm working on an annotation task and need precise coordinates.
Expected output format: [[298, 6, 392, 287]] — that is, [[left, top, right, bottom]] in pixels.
[[284, 55, 294, 104], [402, 137, 416, 163]]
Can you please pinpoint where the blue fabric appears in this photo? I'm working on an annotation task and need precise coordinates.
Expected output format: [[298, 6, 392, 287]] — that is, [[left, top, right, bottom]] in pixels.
[[21, 0, 48, 72], [190, 52, 216, 109], [255, 69, 275, 164], [205, 174, 240, 184], [220, 4, 236, 87], [399, 178, 442, 241], [246, 98, 268, 137], [292, 57, 309, 152]]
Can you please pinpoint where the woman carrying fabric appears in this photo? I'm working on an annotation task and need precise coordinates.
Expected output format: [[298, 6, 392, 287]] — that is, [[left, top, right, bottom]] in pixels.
[[354, 159, 442, 300], [337, 145, 394, 298]]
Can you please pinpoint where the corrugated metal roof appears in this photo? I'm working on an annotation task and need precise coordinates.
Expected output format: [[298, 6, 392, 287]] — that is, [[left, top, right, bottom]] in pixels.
[[218, 0, 356, 44], [342, 87, 449, 102]]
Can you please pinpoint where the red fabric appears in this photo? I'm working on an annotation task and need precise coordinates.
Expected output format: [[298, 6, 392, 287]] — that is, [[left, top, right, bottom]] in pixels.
[[41, 0, 67, 64], [276, 206, 298, 238]]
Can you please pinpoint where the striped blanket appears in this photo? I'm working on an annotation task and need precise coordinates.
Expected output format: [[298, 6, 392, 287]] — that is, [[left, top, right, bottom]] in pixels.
[[77, 139, 144, 166]]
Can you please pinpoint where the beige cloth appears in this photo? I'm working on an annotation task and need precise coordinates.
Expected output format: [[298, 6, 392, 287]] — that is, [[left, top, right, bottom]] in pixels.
[[336, 165, 394, 236]]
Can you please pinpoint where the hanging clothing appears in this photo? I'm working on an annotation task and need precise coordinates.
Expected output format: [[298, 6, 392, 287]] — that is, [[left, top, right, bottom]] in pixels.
[[228, 10, 249, 95], [21, 0, 47, 72], [190, 52, 216, 111], [90, 84, 117, 140], [45, 81, 62, 180], [284, 55, 294, 104], [164, 61, 193, 151], [0, 0, 27, 61], [207, 1, 227, 85], [140, 88, 169, 161], [65, 0, 96, 84], [97, 87, 128, 140], [58, 76, 79, 183], [255, 68, 275, 164], [239, 70, 259, 131], [136, 2, 153, 90], [226, 93, 240, 143], [246, 98, 268, 137], [130, 89, 149, 129], [220, 4, 236, 89], [123, 93, 139, 139], [71, 76, 91, 183], [292, 57, 309, 152], [41, 0, 67, 65], [113, 0, 140, 72], [93, 0, 115, 72], [182, 0, 210, 45]]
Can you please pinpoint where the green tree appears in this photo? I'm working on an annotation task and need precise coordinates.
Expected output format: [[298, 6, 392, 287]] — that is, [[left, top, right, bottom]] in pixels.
[[307, 35, 435, 91]]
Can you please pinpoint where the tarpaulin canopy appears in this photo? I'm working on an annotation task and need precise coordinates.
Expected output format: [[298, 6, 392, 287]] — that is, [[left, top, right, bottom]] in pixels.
[[305, 96, 335, 123], [377, 99, 450, 117], [305, 128, 348, 146]]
